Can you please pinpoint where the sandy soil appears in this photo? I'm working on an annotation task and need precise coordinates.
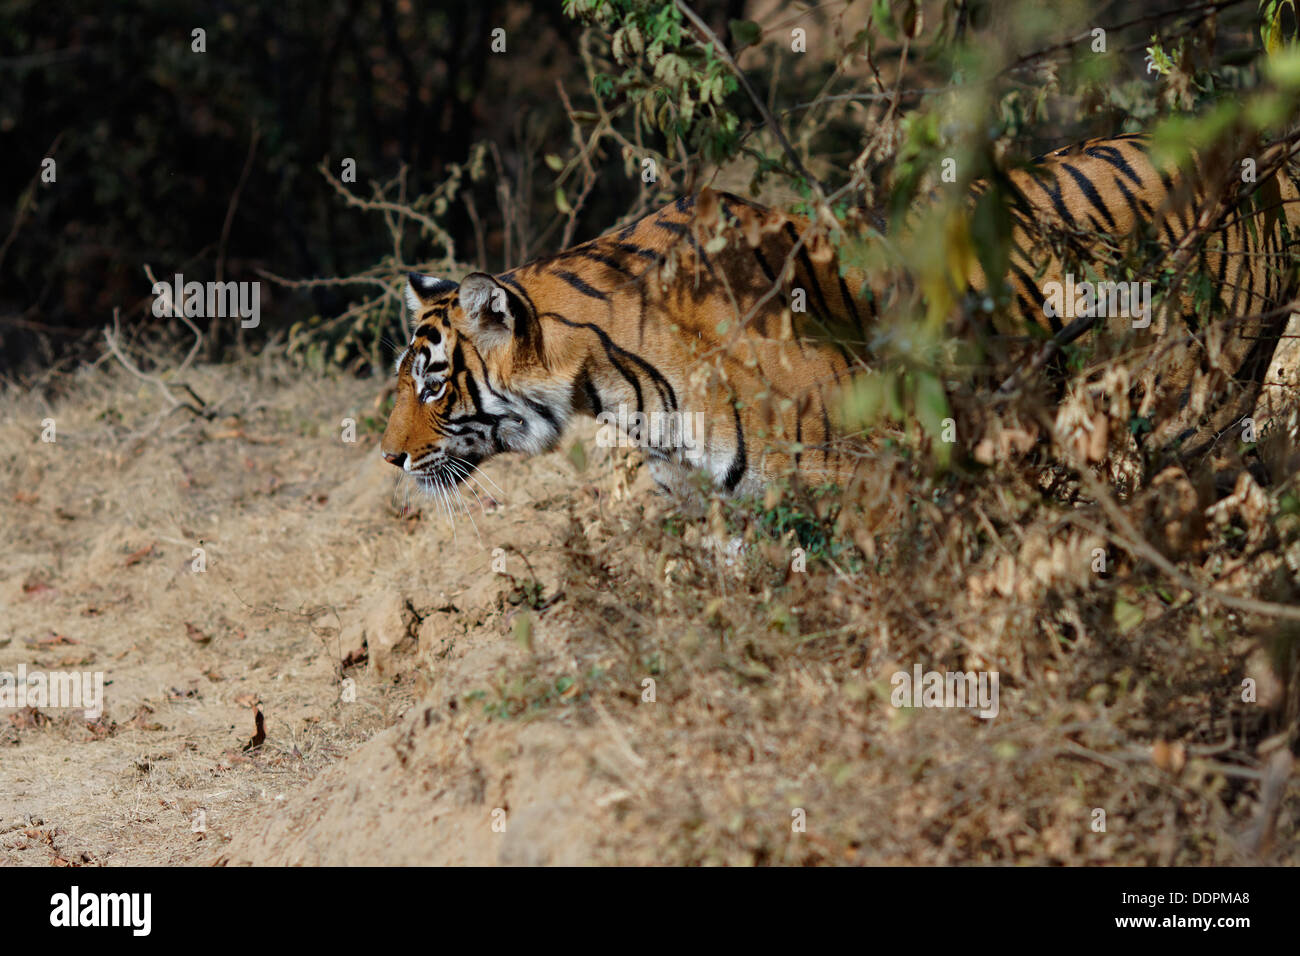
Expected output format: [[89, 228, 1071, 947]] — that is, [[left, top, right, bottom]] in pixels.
[[0, 354, 634, 865]]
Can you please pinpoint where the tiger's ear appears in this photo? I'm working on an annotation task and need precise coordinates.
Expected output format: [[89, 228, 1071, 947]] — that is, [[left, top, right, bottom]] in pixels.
[[457, 273, 517, 351], [405, 272, 459, 315]]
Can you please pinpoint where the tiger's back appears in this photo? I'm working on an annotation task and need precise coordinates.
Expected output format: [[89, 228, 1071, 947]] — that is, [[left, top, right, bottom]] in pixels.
[[380, 133, 1300, 499], [974, 134, 1300, 458]]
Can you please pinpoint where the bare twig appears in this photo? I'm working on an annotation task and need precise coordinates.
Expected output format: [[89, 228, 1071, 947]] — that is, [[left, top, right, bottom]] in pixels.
[[142, 265, 205, 374], [1060, 445, 1300, 622], [317, 158, 457, 263], [556, 79, 601, 250], [0, 132, 63, 275], [998, 0, 1248, 77], [102, 304, 208, 418], [216, 125, 260, 284]]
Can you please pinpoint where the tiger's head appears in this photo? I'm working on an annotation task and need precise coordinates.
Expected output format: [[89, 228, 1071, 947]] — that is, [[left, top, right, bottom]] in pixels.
[[379, 271, 567, 492]]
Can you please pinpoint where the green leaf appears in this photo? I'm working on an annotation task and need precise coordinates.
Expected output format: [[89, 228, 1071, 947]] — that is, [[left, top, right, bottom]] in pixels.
[[1113, 598, 1144, 635], [1145, 36, 1175, 76], [971, 180, 1013, 307], [874, 0, 897, 40], [513, 612, 534, 651], [913, 371, 951, 467], [1265, 46, 1300, 87], [544, 153, 565, 172], [729, 19, 761, 48], [567, 438, 587, 473]]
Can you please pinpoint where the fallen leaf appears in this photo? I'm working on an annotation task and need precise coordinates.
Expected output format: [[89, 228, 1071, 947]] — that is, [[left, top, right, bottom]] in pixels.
[[124, 544, 157, 567], [184, 622, 211, 644], [35, 633, 77, 648], [241, 707, 266, 752], [22, 575, 54, 596], [8, 707, 50, 730]]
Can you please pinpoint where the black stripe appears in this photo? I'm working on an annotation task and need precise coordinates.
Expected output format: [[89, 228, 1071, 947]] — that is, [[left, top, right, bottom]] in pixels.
[[1030, 169, 1077, 228], [543, 313, 678, 413], [1112, 175, 1145, 227], [753, 248, 778, 284], [1016, 292, 1049, 328], [522, 395, 561, 432], [1083, 145, 1145, 188], [784, 223, 833, 318], [1008, 238, 1036, 271], [580, 251, 633, 275], [576, 368, 603, 416], [1011, 264, 1060, 332], [819, 393, 835, 472], [686, 230, 718, 279], [1262, 199, 1278, 304], [1158, 170, 1191, 235], [1059, 163, 1118, 230], [614, 241, 660, 261], [555, 270, 610, 300], [1215, 214, 1232, 293], [794, 412, 803, 472], [723, 402, 747, 492], [836, 273, 865, 342], [1240, 214, 1257, 309], [654, 218, 688, 236]]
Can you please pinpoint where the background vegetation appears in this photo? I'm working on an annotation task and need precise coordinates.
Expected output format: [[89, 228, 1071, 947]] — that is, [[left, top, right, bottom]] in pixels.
[[5, 0, 1296, 377]]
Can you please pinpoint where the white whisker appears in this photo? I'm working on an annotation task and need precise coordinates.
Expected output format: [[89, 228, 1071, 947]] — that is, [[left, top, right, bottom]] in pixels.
[[446, 459, 491, 511], [451, 455, 505, 500], [446, 469, 483, 544]]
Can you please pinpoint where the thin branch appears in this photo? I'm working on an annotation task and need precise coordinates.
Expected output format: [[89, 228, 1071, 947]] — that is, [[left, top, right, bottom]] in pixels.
[[142, 264, 205, 374], [317, 158, 457, 262], [1060, 441, 1300, 622], [0, 132, 63, 275], [674, 0, 825, 195], [102, 306, 208, 418], [217, 125, 260, 284], [999, 0, 1249, 77]]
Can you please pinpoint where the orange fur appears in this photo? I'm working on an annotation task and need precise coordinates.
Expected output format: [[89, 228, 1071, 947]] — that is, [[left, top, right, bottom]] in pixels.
[[381, 134, 1299, 497]]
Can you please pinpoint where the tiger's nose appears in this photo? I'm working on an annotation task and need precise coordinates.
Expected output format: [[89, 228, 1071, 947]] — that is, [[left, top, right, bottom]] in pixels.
[[382, 451, 407, 469]]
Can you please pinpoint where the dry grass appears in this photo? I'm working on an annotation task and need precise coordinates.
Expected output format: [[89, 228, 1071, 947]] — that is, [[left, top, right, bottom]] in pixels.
[[1, 344, 1297, 866], [471, 436, 1300, 865], [0, 351, 419, 864]]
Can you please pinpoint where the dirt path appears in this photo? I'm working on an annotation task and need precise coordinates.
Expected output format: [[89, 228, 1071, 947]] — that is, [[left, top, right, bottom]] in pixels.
[[0, 357, 621, 864]]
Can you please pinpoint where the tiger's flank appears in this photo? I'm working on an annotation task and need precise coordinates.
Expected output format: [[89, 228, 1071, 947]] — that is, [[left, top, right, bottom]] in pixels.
[[380, 134, 1300, 502]]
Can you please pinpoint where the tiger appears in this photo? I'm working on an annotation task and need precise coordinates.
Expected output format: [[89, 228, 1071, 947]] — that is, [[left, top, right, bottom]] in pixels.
[[379, 133, 1300, 500]]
